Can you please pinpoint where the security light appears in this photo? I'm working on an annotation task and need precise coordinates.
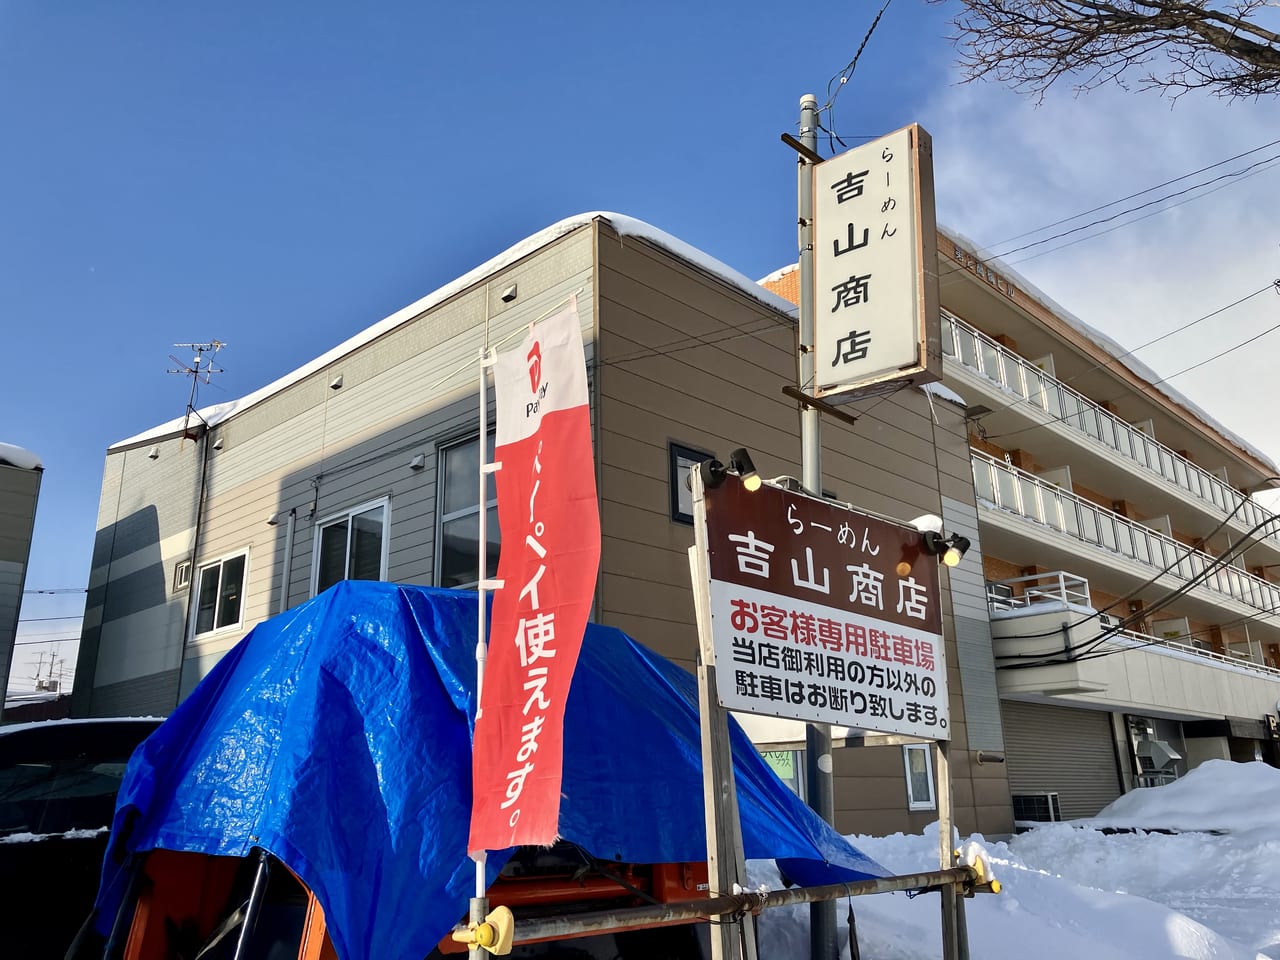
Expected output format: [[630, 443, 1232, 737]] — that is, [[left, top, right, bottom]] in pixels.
[[729, 448, 761, 492]]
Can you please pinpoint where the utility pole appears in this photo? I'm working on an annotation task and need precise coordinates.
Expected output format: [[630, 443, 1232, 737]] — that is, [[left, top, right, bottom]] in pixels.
[[796, 92, 838, 960]]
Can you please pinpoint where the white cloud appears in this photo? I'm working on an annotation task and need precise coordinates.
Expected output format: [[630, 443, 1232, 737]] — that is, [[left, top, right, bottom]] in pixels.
[[921, 81, 1280, 469]]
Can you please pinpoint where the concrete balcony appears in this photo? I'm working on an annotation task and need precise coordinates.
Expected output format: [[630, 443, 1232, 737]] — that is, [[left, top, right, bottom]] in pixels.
[[943, 310, 1280, 562], [973, 452, 1280, 643], [987, 572, 1280, 722]]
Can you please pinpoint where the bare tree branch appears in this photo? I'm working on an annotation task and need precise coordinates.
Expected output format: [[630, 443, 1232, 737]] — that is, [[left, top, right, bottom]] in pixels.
[[936, 0, 1280, 98]]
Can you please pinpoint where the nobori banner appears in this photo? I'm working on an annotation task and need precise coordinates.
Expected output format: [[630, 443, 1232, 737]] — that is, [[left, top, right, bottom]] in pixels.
[[701, 477, 949, 741], [813, 123, 941, 398]]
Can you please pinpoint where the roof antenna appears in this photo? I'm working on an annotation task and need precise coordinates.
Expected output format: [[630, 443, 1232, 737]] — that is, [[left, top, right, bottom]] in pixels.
[[168, 341, 226, 441]]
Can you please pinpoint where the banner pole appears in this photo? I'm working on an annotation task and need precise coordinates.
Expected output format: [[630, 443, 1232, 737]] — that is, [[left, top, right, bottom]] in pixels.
[[471, 345, 497, 959]]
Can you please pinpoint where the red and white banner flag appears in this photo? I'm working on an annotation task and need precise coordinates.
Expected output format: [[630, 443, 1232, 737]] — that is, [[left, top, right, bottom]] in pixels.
[[468, 297, 600, 854]]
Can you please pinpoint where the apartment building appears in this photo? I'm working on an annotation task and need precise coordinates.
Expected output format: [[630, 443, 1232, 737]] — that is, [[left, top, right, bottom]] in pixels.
[[71, 212, 1013, 838], [0, 442, 43, 716], [768, 230, 1280, 823]]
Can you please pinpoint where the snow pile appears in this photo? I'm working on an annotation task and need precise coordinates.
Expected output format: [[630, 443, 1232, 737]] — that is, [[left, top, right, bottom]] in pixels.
[[753, 761, 1280, 959], [1084, 758, 1278, 836]]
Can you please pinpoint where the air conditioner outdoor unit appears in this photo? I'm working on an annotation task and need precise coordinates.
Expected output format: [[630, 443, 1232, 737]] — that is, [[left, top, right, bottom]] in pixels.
[[1012, 792, 1062, 823], [1097, 613, 1120, 630], [1135, 739, 1181, 773]]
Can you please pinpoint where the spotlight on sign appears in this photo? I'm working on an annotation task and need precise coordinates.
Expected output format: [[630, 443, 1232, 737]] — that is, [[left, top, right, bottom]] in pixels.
[[728, 448, 761, 492], [697, 459, 728, 490]]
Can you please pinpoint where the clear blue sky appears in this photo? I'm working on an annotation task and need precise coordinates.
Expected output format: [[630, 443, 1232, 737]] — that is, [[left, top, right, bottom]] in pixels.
[[4, 1, 1277, 671], [1, 1, 951, 598]]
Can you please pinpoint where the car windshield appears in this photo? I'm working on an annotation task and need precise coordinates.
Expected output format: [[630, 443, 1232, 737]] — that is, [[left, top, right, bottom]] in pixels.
[[0, 758, 130, 836]]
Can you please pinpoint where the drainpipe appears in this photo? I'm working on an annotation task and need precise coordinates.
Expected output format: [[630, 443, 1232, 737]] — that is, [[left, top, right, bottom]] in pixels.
[[279, 508, 297, 614]]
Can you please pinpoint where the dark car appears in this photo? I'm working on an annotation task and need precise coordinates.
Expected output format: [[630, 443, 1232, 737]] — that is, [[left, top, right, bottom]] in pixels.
[[0, 717, 162, 960]]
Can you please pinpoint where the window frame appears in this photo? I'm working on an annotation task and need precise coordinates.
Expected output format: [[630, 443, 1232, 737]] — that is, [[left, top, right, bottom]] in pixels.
[[310, 497, 391, 597], [191, 551, 250, 639], [669, 441, 715, 525], [435, 430, 499, 589], [902, 743, 937, 812]]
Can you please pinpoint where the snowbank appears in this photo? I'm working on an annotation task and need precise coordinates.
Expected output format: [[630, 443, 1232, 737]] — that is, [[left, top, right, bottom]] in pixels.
[[753, 761, 1280, 959]]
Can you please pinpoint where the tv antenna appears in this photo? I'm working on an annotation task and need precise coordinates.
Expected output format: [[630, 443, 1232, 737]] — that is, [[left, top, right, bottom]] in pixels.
[[168, 341, 226, 440]]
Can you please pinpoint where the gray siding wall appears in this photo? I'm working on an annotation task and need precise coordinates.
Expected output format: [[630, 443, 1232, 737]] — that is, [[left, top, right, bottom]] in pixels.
[[594, 226, 1011, 837], [0, 462, 40, 707], [78, 226, 594, 712], [73, 438, 203, 717]]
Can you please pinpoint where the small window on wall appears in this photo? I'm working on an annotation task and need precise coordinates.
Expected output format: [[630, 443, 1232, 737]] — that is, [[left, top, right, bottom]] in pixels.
[[438, 433, 500, 588], [314, 499, 389, 595], [669, 442, 715, 525], [903, 743, 936, 811], [761, 749, 806, 800], [194, 554, 247, 636]]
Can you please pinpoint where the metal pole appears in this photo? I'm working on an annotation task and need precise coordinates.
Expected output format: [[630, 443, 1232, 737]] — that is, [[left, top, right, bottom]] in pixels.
[[797, 91, 837, 960], [471, 346, 496, 960], [935, 740, 960, 960], [453, 866, 981, 947], [688, 466, 757, 960], [231, 849, 271, 960]]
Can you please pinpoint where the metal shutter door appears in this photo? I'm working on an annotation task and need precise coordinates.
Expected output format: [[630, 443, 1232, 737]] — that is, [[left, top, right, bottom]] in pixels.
[[1002, 700, 1122, 820]]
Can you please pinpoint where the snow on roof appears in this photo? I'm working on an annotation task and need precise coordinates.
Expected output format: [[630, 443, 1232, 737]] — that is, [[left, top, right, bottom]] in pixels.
[[112, 213, 799, 450], [939, 225, 1280, 475], [0, 441, 42, 470], [759, 234, 1279, 476]]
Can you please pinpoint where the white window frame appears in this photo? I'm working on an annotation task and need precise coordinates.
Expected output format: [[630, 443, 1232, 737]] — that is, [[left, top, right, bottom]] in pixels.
[[903, 743, 937, 811], [310, 497, 391, 597], [435, 431, 499, 589], [191, 551, 250, 639]]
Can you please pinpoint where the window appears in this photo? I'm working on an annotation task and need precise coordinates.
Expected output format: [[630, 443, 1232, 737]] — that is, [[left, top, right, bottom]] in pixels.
[[437, 434, 499, 588], [669, 441, 714, 525], [174, 559, 192, 592], [760, 749, 806, 800], [194, 554, 247, 636], [903, 744, 936, 811], [313, 500, 388, 595]]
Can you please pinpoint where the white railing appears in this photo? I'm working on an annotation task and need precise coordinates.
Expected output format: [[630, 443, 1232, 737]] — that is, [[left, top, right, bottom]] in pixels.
[[942, 310, 1280, 550], [972, 451, 1280, 617], [985, 570, 1280, 680], [986, 571, 1092, 614]]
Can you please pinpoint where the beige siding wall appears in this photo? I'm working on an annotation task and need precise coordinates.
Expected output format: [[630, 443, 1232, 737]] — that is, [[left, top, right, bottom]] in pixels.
[[595, 225, 1011, 837]]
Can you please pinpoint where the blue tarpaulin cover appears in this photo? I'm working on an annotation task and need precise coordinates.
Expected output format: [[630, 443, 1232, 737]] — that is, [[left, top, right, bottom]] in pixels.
[[96, 582, 885, 959]]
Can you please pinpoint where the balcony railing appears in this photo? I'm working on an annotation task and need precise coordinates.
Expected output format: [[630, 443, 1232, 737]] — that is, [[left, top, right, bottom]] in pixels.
[[942, 310, 1280, 551], [985, 571, 1280, 681], [972, 451, 1280, 616]]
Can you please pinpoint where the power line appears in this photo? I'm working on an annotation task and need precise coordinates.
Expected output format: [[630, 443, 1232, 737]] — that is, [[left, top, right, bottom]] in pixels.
[[970, 280, 1280, 444], [986, 138, 1280, 254]]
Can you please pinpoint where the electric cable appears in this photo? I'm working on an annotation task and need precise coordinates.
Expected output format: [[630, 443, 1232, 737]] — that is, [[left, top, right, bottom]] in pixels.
[[995, 507, 1280, 668]]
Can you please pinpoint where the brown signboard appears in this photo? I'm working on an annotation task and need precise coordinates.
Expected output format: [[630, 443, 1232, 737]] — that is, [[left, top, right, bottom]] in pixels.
[[699, 475, 949, 740]]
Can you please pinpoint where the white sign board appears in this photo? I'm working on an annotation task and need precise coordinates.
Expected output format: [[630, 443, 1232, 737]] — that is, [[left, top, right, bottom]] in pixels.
[[813, 124, 940, 397], [698, 477, 949, 741]]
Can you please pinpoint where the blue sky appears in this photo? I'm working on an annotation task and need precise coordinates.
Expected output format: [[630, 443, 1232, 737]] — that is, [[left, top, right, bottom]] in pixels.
[[3, 2, 1277, 688]]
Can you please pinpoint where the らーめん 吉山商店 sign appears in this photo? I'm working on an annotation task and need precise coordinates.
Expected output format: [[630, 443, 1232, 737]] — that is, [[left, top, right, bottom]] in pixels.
[[813, 123, 941, 398], [702, 477, 948, 741]]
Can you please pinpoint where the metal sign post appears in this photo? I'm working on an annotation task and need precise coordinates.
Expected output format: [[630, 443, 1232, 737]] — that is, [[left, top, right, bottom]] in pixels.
[[688, 466, 758, 960]]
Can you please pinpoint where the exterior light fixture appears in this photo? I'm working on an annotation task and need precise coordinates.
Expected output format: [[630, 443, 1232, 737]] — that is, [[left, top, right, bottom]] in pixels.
[[698, 459, 728, 489], [919, 529, 971, 567], [728, 448, 761, 492], [408, 453, 426, 471]]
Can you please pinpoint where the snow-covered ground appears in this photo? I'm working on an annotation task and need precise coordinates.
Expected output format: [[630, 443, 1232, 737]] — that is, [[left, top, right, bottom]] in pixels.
[[753, 760, 1280, 959]]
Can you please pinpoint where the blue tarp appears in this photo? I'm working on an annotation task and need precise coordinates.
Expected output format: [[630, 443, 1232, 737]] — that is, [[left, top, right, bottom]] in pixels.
[[96, 582, 885, 960]]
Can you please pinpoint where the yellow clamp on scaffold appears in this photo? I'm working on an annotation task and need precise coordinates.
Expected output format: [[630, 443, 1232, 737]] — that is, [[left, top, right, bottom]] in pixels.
[[954, 842, 1002, 895], [450, 906, 515, 956]]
